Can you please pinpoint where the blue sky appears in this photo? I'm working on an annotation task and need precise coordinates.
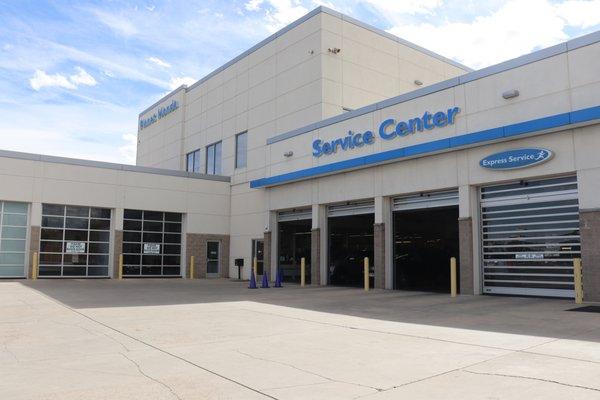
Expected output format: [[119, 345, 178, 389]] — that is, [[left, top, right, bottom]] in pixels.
[[0, 0, 598, 164]]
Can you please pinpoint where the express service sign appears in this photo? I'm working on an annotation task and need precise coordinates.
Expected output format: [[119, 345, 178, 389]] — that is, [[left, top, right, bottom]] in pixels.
[[479, 148, 553, 170]]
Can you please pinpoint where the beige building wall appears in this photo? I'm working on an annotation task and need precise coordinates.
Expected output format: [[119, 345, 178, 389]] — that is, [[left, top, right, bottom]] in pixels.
[[135, 7, 470, 278], [0, 155, 230, 233], [0, 151, 231, 278], [320, 12, 468, 117], [261, 35, 600, 293], [265, 41, 600, 189], [136, 87, 186, 170]]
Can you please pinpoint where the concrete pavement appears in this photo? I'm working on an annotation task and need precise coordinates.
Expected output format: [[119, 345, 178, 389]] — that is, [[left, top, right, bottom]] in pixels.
[[1, 279, 600, 399]]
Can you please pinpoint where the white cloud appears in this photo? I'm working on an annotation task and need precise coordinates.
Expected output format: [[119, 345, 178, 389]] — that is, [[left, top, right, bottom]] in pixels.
[[29, 67, 97, 91], [92, 9, 138, 36], [384, 0, 600, 69], [118, 132, 138, 164], [147, 56, 171, 68], [29, 70, 76, 91], [69, 67, 97, 87], [246, 0, 309, 32], [169, 76, 196, 89], [245, 0, 264, 11], [0, 101, 139, 164], [363, 0, 442, 16], [556, 0, 600, 28]]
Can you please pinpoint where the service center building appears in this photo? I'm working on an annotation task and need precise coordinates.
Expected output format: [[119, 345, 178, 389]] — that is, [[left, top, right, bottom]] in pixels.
[[2, 7, 600, 301]]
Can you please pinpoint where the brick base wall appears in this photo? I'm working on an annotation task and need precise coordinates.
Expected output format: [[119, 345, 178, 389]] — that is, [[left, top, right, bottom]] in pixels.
[[374, 223, 385, 289], [581, 210, 600, 302], [311, 228, 320, 285], [458, 218, 474, 295], [186, 234, 230, 279]]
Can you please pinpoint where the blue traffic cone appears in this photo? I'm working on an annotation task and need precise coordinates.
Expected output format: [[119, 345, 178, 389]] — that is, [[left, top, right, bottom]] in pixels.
[[261, 271, 270, 288], [274, 267, 283, 288], [248, 269, 257, 289]]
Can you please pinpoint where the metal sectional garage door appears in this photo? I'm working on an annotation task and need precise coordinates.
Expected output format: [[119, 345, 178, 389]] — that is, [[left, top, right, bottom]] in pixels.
[[40, 204, 111, 277], [480, 176, 580, 298], [0, 201, 28, 278], [327, 200, 374, 217], [122, 209, 182, 277]]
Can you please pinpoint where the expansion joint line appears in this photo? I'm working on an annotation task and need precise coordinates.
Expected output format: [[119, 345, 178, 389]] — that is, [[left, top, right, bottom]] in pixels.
[[30, 289, 279, 400]]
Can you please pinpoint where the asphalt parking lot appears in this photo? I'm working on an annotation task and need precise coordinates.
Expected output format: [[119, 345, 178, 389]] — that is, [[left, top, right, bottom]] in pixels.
[[2, 279, 600, 399]]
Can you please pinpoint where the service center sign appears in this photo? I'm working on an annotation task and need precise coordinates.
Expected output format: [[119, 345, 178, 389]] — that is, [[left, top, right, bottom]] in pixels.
[[312, 107, 460, 157], [480, 148, 553, 170]]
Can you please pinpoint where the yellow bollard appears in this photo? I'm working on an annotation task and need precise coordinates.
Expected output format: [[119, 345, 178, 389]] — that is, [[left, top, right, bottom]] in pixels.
[[300, 257, 306, 287], [450, 257, 457, 297], [190, 255, 195, 279], [118, 254, 123, 280], [253, 256, 258, 279], [364, 257, 369, 291], [31, 252, 38, 280], [574, 258, 583, 304]]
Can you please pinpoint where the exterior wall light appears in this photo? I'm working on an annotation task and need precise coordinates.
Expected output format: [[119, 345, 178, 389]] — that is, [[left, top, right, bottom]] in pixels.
[[328, 47, 341, 54], [414, 79, 423, 86], [284, 151, 294, 158], [502, 89, 520, 99]]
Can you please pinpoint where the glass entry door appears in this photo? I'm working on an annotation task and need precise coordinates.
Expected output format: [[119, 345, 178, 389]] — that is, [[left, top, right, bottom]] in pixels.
[[252, 239, 264, 276], [207, 241, 220, 278]]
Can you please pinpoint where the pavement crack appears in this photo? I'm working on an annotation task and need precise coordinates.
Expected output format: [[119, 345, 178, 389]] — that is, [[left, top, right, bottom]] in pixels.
[[2, 339, 19, 362], [463, 370, 600, 393], [120, 352, 183, 400], [235, 349, 382, 393], [262, 381, 330, 391], [29, 287, 280, 400]]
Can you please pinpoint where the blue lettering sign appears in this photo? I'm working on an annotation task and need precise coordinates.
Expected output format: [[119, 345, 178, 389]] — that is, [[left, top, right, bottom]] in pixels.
[[139, 100, 179, 130], [312, 107, 460, 157], [480, 148, 553, 170]]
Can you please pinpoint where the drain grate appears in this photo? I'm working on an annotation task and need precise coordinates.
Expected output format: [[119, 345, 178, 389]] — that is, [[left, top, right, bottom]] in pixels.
[[566, 305, 600, 313]]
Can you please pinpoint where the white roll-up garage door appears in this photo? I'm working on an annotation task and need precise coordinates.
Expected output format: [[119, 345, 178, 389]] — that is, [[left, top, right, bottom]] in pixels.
[[277, 208, 312, 222], [393, 190, 458, 211], [328, 200, 374, 217], [480, 175, 580, 298]]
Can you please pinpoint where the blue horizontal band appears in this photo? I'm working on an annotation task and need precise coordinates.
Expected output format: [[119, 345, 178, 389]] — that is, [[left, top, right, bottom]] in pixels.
[[250, 105, 600, 188]]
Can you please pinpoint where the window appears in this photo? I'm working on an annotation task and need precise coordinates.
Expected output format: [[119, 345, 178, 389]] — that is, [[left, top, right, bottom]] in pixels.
[[206, 141, 222, 175], [186, 149, 200, 173], [39, 204, 111, 277], [122, 209, 182, 277], [235, 131, 247, 169]]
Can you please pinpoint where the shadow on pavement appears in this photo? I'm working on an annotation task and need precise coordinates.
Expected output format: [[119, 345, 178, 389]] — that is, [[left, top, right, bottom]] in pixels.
[[13, 278, 600, 343]]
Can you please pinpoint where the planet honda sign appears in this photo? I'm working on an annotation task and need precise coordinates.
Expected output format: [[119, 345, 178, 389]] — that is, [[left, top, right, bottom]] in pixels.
[[480, 148, 553, 170]]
